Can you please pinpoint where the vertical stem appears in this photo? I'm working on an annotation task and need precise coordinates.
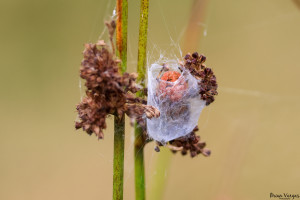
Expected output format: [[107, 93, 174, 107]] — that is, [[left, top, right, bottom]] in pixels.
[[134, 124, 146, 200], [135, 0, 149, 200], [113, 117, 125, 200], [116, 0, 128, 73], [113, 0, 128, 200], [137, 0, 149, 90]]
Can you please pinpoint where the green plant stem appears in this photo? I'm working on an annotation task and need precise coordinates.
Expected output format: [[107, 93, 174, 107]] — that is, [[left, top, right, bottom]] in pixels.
[[113, 117, 125, 200], [116, 0, 128, 74], [137, 0, 149, 89], [135, 0, 150, 200], [134, 124, 146, 200], [113, 0, 128, 200]]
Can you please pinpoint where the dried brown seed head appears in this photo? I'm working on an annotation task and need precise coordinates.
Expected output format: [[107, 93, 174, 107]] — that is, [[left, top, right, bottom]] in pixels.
[[183, 52, 218, 105], [167, 126, 211, 158], [75, 23, 159, 138]]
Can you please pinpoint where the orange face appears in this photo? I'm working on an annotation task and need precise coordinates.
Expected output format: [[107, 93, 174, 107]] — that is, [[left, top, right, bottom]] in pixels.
[[158, 71, 187, 101]]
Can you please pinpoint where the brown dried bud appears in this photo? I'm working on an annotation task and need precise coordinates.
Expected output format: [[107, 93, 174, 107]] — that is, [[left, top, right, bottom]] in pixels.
[[125, 103, 160, 124], [183, 52, 218, 105], [144, 105, 160, 119], [154, 146, 160, 152], [167, 126, 211, 158]]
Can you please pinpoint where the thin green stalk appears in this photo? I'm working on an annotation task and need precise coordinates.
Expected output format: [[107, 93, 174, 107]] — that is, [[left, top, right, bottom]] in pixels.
[[136, 0, 149, 89], [134, 124, 146, 200], [113, 117, 125, 200], [113, 0, 128, 200], [116, 0, 128, 74], [135, 0, 150, 200]]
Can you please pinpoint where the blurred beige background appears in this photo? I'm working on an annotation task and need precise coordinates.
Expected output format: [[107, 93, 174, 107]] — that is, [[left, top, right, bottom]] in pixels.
[[1, 0, 300, 199]]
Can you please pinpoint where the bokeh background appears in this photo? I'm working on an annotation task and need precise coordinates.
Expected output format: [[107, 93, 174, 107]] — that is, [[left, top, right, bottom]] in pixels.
[[1, 0, 300, 199]]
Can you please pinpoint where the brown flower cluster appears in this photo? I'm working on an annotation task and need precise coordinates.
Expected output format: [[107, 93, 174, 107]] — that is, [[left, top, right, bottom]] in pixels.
[[75, 41, 137, 138], [183, 52, 218, 105], [168, 126, 211, 158], [75, 22, 159, 139]]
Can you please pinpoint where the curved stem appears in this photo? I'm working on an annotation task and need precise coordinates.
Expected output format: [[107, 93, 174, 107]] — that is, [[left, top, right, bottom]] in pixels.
[[113, 0, 128, 200], [135, 0, 150, 199]]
